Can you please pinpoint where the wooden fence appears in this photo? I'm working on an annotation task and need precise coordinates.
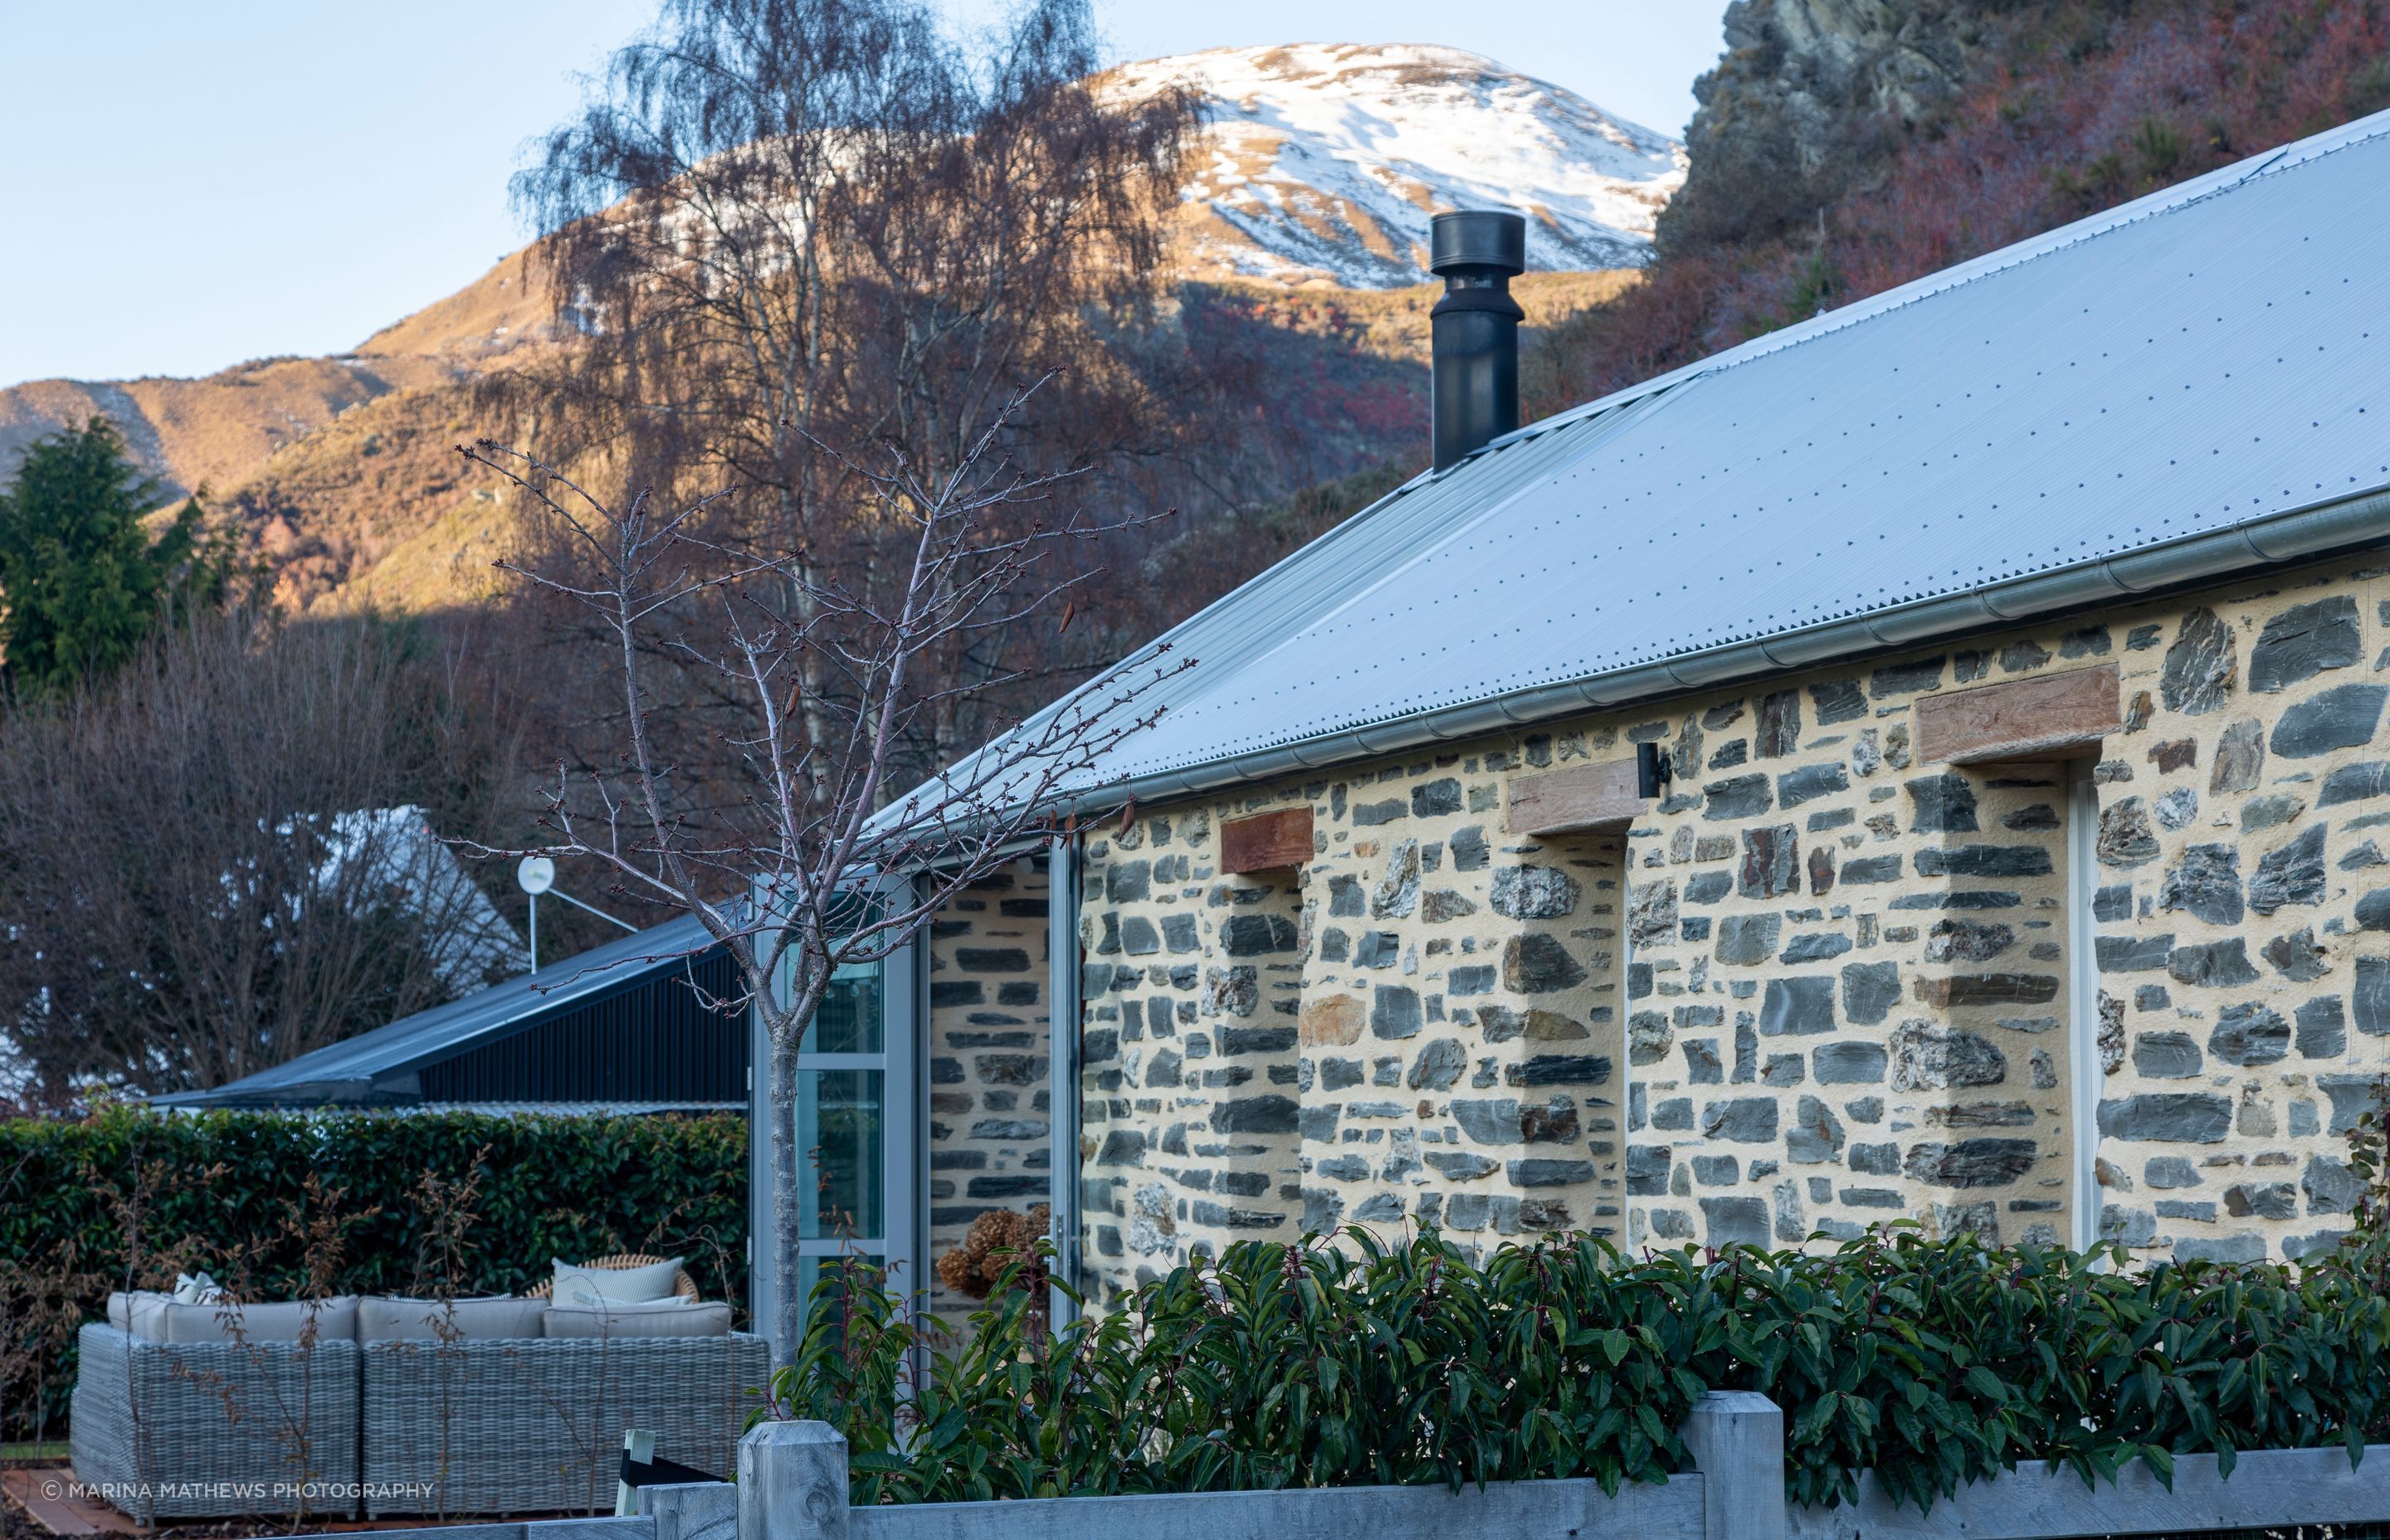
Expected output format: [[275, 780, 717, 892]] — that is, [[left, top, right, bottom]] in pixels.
[[358, 1396, 2390, 1540]]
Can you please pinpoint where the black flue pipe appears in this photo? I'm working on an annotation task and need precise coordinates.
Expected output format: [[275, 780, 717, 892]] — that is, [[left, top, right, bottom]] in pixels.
[[1428, 209, 1527, 473]]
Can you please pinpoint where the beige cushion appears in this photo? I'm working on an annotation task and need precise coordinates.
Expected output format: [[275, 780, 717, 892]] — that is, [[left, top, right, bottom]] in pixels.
[[148, 1296, 358, 1345], [108, 1290, 173, 1338], [542, 1300, 730, 1338], [358, 1294, 545, 1342], [108, 1290, 161, 1328], [552, 1255, 683, 1309]]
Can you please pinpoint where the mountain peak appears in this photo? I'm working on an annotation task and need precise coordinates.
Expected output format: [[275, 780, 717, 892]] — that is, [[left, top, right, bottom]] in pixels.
[[1105, 42, 1685, 289]]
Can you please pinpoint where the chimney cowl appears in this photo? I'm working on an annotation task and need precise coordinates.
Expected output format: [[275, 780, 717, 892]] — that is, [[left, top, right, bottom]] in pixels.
[[1430, 210, 1528, 277], [1427, 210, 1527, 474]]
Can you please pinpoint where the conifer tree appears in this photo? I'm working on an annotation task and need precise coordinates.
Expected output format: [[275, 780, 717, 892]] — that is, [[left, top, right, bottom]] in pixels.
[[0, 417, 228, 692]]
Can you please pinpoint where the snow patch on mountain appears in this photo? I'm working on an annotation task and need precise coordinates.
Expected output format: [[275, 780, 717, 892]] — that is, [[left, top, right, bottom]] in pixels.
[[1107, 42, 1685, 289]]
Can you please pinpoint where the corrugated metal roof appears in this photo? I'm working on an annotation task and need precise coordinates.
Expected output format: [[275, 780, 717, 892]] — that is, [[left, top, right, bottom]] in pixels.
[[932, 108, 2390, 806], [151, 915, 717, 1106]]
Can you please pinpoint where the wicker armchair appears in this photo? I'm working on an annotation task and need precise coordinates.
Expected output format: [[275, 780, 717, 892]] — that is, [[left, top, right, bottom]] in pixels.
[[358, 1332, 765, 1516], [69, 1323, 362, 1523]]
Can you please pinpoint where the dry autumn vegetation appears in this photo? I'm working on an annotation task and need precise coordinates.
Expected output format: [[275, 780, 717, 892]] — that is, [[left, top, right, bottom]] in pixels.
[[934, 1204, 1053, 1301]]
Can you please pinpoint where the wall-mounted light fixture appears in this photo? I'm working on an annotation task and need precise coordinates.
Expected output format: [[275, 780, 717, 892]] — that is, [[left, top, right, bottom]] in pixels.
[[1636, 740, 1673, 800]]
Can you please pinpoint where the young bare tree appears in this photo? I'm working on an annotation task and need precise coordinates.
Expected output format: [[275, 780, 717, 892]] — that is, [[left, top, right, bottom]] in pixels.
[[501, 0, 1200, 788], [464, 383, 1184, 1370]]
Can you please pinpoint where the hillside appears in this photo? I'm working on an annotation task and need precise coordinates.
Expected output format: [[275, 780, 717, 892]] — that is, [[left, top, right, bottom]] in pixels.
[[220, 269, 1636, 616], [350, 245, 559, 361], [213, 382, 515, 613], [0, 353, 466, 508], [0, 43, 1671, 616]]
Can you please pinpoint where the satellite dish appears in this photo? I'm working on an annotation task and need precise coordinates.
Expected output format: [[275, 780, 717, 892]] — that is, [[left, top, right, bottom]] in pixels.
[[516, 856, 556, 895]]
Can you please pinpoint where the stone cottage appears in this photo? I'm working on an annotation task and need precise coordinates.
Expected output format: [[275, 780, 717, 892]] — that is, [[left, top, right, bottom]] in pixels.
[[780, 109, 2390, 1323]]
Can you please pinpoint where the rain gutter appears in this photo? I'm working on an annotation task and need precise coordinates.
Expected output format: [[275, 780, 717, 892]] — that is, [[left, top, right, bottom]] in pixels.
[[1050, 481, 2390, 816]]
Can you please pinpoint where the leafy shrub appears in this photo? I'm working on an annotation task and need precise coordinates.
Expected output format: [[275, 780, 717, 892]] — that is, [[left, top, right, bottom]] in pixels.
[[1695, 1227, 2390, 1508], [778, 1223, 2390, 1511], [0, 1104, 745, 1438]]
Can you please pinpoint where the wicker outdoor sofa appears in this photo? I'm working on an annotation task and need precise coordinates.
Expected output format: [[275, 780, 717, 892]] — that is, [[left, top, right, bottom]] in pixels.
[[71, 1322, 765, 1521], [71, 1324, 363, 1524], [70, 1261, 766, 1522], [358, 1333, 765, 1516]]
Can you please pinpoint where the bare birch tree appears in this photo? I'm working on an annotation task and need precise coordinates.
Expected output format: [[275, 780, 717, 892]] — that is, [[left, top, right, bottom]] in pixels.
[[462, 386, 1184, 1368], [500, 0, 1199, 786]]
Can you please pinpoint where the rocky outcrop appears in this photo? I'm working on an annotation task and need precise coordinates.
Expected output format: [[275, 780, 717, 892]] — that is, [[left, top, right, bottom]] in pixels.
[[1661, 0, 2007, 256]]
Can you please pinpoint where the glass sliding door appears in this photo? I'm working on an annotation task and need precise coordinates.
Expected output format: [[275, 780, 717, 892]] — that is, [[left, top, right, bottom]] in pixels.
[[797, 1070, 885, 1240], [749, 907, 920, 1344], [793, 956, 915, 1316]]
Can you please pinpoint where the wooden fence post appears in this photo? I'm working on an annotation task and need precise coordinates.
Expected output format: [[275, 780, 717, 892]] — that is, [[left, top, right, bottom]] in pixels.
[[636, 1481, 739, 1540], [738, 1422, 848, 1540], [1680, 1391, 1786, 1540]]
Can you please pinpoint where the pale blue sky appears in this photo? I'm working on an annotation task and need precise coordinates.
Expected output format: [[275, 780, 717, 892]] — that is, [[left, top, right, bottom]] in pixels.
[[0, 1, 1728, 387]]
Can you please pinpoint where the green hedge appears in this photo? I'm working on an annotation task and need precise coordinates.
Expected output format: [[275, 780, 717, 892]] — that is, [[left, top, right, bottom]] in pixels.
[[788, 1224, 2390, 1511], [0, 1105, 746, 1438]]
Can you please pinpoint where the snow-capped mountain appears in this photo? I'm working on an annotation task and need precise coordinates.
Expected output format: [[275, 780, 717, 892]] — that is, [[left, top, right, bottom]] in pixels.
[[1107, 43, 1686, 289]]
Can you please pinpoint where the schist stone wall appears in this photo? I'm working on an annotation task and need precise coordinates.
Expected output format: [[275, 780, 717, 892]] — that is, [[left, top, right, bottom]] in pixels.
[[1076, 795, 1624, 1297], [1071, 550, 2390, 1306], [926, 857, 1051, 1324]]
